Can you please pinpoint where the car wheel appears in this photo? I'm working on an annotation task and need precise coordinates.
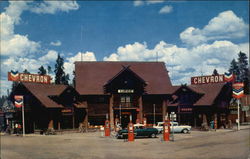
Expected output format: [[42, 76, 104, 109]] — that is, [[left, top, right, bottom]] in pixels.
[[150, 133, 156, 138], [182, 129, 189, 134]]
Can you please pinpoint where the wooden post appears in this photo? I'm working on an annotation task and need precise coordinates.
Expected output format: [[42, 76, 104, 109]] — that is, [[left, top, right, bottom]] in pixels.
[[109, 95, 114, 130], [139, 96, 143, 123], [48, 120, 54, 129], [162, 99, 167, 122], [72, 107, 75, 129], [84, 108, 88, 132]]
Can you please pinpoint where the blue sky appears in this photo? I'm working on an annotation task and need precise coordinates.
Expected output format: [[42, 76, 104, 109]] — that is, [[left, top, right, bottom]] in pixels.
[[0, 0, 249, 95]]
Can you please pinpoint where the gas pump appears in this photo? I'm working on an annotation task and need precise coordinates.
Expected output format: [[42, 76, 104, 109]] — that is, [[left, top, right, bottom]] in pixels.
[[104, 119, 110, 136], [163, 119, 170, 141], [128, 115, 134, 142]]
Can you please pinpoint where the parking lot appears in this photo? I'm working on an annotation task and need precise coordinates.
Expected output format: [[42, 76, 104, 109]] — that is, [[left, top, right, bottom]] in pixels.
[[1, 127, 249, 159]]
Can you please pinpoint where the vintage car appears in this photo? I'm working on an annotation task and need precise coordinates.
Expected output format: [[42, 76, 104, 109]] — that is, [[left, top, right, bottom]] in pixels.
[[153, 122, 191, 134], [116, 124, 159, 139]]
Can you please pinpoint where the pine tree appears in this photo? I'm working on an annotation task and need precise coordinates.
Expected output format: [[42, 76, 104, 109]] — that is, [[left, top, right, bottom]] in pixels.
[[23, 69, 30, 74], [237, 51, 248, 82], [54, 54, 69, 85], [237, 52, 249, 94], [212, 69, 219, 75], [38, 66, 47, 75], [229, 59, 239, 80], [47, 66, 52, 74], [72, 71, 76, 88]]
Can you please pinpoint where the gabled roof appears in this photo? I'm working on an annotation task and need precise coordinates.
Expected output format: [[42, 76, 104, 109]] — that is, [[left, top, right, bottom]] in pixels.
[[104, 66, 146, 86], [22, 83, 68, 108], [75, 61, 173, 95], [169, 83, 226, 106], [192, 83, 225, 106]]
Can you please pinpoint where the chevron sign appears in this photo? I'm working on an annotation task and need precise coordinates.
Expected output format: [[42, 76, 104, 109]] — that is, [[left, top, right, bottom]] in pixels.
[[14, 95, 23, 108], [8, 70, 19, 81], [224, 72, 235, 82], [232, 83, 244, 99]]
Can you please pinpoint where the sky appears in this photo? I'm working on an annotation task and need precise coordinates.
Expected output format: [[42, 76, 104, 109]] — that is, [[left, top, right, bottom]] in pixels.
[[0, 0, 249, 96]]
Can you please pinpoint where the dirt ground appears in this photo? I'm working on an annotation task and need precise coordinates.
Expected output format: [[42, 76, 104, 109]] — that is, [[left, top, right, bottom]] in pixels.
[[0, 127, 250, 159]]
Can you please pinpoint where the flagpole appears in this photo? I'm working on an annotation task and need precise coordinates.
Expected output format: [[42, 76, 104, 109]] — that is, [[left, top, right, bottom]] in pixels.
[[22, 101, 25, 136], [237, 99, 240, 131]]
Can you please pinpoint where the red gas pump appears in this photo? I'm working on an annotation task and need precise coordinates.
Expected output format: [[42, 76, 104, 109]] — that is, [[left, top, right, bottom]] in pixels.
[[128, 122, 134, 142], [163, 119, 170, 141], [104, 120, 110, 136]]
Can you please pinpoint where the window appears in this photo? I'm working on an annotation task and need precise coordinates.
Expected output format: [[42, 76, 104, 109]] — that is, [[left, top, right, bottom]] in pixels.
[[120, 95, 131, 103]]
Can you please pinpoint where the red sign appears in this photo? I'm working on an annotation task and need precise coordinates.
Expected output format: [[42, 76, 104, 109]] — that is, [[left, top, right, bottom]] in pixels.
[[233, 83, 244, 99], [8, 72, 51, 84], [14, 95, 23, 108], [191, 75, 225, 85]]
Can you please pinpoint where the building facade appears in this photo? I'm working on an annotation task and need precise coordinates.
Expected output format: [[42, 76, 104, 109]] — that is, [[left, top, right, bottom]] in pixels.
[[75, 62, 173, 128]]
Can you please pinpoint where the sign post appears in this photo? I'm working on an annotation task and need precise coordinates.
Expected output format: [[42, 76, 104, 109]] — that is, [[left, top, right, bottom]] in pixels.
[[232, 83, 244, 131], [14, 95, 25, 136]]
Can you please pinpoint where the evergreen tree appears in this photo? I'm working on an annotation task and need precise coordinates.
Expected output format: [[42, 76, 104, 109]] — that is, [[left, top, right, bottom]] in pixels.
[[38, 65, 47, 75], [229, 59, 239, 79], [212, 69, 219, 75], [72, 71, 76, 88], [23, 69, 30, 74], [47, 66, 52, 74], [237, 51, 248, 82], [54, 54, 69, 85], [228, 52, 249, 94]]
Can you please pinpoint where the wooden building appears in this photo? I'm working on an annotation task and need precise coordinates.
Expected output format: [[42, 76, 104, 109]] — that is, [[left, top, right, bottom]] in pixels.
[[169, 83, 232, 128], [11, 83, 86, 133], [75, 62, 173, 128]]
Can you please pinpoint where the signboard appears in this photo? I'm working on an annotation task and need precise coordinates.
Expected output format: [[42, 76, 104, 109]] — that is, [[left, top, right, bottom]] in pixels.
[[242, 106, 249, 111], [224, 72, 235, 82], [14, 95, 23, 108], [118, 89, 134, 93], [8, 70, 51, 84], [179, 105, 193, 113], [232, 83, 244, 99], [191, 75, 225, 85], [61, 108, 73, 115]]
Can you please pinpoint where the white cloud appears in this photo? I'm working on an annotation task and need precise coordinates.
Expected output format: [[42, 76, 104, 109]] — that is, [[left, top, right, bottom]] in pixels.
[[134, 0, 144, 7], [64, 52, 96, 79], [0, 1, 80, 95], [159, 5, 173, 14], [104, 40, 249, 85], [39, 50, 58, 62], [1, 34, 40, 57], [180, 10, 249, 46], [50, 40, 62, 46], [30, 1, 79, 14], [134, 0, 164, 7]]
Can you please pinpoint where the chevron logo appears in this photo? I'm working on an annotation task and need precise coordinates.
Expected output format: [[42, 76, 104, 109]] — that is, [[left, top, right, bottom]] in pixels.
[[8, 70, 19, 81], [224, 72, 234, 82], [14, 95, 23, 108], [232, 83, 244, 99]]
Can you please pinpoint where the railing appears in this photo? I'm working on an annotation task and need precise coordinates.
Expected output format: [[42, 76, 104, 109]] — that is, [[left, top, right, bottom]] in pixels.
[[113, 103, 138, 108]]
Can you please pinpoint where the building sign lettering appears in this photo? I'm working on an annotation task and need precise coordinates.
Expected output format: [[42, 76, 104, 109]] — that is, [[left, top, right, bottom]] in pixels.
[[191, 75, 225, 85], [118, 89, 134, 93], [8, 70, 51, 84]]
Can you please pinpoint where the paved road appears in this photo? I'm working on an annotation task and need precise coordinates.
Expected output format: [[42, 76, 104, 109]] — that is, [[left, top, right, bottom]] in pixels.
[[1, 128, 249, 159]]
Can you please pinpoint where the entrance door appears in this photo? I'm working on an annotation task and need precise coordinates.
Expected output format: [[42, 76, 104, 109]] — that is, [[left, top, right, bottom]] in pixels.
[[115, 110, 137, 129]]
